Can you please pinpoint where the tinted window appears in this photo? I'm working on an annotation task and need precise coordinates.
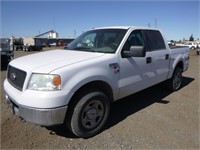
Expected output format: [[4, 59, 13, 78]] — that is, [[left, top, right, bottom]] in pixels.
[[144, 30, 166, 51], [122, 30, 145, 51]]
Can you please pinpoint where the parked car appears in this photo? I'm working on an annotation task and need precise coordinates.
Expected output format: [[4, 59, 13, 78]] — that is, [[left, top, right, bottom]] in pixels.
[[4, 26, 189, 138], [167, 41, 175, 46], [184, 42, 198, 50], [49, 42, 57, 47]]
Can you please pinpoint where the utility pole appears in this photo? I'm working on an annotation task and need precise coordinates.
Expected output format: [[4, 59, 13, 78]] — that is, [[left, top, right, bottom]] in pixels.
[[53, 17, 56, 31], [74, 30, 77, 38], [155, 18, 157, 28]]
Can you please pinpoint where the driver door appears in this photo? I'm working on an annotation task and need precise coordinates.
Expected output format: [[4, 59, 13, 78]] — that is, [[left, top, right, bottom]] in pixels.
[[118, 30, 154, 99]]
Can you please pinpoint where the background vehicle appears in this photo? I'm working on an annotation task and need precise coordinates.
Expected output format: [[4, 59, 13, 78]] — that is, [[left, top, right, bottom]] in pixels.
[[22, 37, 43, 51], [184, 42, 198, 50], [4, 26, 189, 138], [167, 41, 175, 46], [48, 42, 57, 47], [13, 37, 43, 51], [0, 38, 13, 70]]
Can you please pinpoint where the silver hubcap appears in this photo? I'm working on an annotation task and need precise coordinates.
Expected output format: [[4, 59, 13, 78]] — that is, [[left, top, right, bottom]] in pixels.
[[82, 100, 104, 129]]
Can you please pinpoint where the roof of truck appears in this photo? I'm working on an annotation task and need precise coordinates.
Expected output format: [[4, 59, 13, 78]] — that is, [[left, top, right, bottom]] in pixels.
[[93, 26, 158, 30]]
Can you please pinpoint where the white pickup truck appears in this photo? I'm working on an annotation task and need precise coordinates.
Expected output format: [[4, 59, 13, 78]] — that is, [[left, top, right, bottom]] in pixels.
[[4, 26, 189, 138]]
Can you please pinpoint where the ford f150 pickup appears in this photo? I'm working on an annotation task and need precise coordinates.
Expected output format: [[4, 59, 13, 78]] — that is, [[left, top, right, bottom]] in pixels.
[[4, 26, 189, 138]]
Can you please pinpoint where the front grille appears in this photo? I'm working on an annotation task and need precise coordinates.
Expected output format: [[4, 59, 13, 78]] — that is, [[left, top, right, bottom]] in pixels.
[[7, 65, 27, 91]]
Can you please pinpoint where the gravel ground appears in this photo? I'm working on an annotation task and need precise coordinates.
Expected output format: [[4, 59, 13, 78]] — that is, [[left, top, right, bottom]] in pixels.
[[1, 47, 199, 149]]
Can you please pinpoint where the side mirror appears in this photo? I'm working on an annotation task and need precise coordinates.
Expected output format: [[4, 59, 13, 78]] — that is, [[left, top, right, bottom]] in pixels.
[[122, 46, 146, 58]]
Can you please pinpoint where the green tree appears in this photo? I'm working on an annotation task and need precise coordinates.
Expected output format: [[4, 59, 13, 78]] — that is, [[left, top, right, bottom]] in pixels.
[[189, 34, 194, 41]]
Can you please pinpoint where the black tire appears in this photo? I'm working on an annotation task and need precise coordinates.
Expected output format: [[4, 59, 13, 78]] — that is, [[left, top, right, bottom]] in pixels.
[[66, 89, 110, 138], [167, 67, 183, 91], [28, 47, 32, 51]]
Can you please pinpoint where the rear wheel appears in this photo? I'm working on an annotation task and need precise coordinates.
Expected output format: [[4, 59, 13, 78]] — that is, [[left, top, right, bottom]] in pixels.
[[66, 89, 110, 138], [167, 67, 183, 91]]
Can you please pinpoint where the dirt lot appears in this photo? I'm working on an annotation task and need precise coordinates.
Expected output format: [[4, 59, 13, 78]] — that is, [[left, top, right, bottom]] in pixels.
[[1, 48, 199, 149]]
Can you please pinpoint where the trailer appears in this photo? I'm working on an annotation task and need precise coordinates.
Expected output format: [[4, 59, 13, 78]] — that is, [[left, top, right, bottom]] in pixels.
[[13, 37, 45, 51], [23, 37, 45, 51]]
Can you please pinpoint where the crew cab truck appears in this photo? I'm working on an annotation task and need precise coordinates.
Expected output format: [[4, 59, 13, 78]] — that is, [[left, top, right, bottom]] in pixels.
[[4, 26, 189, 138]]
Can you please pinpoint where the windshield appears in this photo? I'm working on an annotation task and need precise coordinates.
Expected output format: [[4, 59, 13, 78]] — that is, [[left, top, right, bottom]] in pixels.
[[65, 29, 127, 53]]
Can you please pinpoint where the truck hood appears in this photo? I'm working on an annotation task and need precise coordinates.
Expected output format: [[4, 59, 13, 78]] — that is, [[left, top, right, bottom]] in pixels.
[[10, 50, 105, 73]]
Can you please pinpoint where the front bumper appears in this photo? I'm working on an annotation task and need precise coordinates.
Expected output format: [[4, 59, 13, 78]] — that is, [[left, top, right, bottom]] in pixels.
[[4, 79, 73, 126], [5, 94, 68, 126]]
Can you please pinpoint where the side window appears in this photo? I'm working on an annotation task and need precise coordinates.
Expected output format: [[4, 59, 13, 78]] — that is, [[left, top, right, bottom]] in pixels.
[[144, 30, 166, 51], [122, 30, 145, 51]]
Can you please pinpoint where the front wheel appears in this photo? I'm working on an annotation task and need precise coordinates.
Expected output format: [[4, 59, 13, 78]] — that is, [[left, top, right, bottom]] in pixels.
[[166, 67, 183, 91], [66, 90, 110, 138]]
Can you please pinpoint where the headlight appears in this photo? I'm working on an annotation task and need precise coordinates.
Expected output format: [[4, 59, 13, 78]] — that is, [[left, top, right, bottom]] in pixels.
[[28, 74, 61, 91]]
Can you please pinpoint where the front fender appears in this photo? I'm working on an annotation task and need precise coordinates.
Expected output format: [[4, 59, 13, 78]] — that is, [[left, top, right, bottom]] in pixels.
[[53, 60, 119, 102]]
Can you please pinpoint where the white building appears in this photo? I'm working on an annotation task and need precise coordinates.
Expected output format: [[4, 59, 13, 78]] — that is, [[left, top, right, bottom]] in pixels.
[[48, 31, 58, 38]]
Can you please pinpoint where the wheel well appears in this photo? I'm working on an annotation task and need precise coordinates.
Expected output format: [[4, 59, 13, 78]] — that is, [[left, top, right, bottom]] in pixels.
[[65, 81, 114, 123], [73, 81, 114, 102], [176, 61, 183, 70]]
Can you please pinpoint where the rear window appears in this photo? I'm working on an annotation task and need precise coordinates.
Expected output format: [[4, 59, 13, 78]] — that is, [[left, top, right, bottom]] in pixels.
[[144, 30, 166, 51]]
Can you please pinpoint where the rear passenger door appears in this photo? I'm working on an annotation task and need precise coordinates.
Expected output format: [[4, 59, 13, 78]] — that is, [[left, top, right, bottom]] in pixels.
[[143, 30, 170, 84]]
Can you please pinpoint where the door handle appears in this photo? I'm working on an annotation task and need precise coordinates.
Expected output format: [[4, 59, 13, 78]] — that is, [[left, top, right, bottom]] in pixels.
[[165, 54, 170, 60], [146, 57, 152, 64]]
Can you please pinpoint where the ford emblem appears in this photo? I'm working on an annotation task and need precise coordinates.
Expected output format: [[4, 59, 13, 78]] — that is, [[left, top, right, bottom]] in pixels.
[[10, 73, 16, 81]]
